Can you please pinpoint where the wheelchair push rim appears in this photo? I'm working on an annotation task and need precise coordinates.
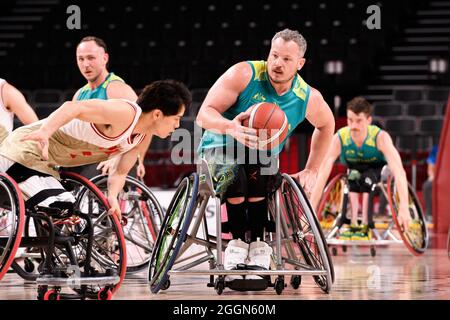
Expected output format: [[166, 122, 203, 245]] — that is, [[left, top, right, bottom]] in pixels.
[[90, 174, 164, 273], [60, 172, 127, 298], [387, 176, 429, 256], [317, 173, 347, 232], [279, 174, 334, 292], [0, 173, 25, 281], [148, 173, 199, 294]]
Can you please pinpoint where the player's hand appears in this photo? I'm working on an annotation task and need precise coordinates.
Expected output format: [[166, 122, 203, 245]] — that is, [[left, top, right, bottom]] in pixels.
[[96, 158, 117, 175], [291, 168, 318, 198], [397, 205, 412, 232], [20, 128, 50, 160], [229, 112, 258, 149], [107, 195, 122, 221], [136, 162, 146, 178]]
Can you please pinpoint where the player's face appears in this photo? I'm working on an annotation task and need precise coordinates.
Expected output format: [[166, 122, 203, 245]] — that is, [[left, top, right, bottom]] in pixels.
[[267, 38, 305, 84], [154, 106, 185, 138], [347, 110, 372, 136], [76, 41, 108, 83]]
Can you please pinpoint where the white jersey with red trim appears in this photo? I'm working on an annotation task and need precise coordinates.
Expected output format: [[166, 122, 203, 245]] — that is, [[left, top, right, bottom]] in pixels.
[[58, 99, 144, 152], [0, 78, 14, 134], [0, 98, 146, 178]]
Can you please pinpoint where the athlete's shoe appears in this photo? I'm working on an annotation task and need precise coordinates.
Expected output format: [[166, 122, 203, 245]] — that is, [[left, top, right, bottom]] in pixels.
[[224, 238, 249, 281], [352, 224, 371, 241], [339, 224, 359, 240], [246, 238, 272, 280]]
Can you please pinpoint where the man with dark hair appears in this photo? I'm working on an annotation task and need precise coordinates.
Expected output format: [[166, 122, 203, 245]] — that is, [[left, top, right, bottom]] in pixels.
[[196, 28, 334, 280], [311, 96, 412, 240], [0, 80, 191, 219], [72, 36, 149, 178]]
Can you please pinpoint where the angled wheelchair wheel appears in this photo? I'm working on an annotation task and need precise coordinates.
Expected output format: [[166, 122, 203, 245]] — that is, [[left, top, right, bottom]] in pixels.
[[148, 173, 199, 294], [387, 176, 429, 255], [317, 174, 346, 231], [279, 174, 334, 293], [90, 175, 164, 273], [59, 172, 127, 298], [0, 173, 25, 281]]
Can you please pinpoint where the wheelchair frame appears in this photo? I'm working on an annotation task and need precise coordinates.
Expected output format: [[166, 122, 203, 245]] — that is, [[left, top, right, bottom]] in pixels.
[[319, 172, 429, 257], [0, 171, 127, 300], [89, 174, 164, 274], [148, 158, 334, 295]]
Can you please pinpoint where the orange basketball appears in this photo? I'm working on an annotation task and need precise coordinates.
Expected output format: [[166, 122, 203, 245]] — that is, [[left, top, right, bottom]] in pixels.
[[242, 102, 289, 149]]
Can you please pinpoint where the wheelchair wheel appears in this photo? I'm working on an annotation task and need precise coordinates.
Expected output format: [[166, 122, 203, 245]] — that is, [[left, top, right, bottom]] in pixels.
[[90, 175, 164, 273], [59, 172, 127, 298], [387, 176, 429, 255], [0, 173, 25, 281], [279, 174, 334, 293], [148, 173, 199, 294], [317, 173, 346, 230]]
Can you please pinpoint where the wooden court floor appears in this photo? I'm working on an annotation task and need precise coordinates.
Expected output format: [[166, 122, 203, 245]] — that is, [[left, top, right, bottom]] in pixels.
[[0, 244, 448, 300]]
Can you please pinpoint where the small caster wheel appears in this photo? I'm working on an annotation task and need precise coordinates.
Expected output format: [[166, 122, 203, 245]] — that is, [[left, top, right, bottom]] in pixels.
[[98, 288, 113, 300], [342, 245, 347, 253], [43, 289, 60, 300], [370, 247, 376, 257], [274, 277, 285, 295], [161, 279, 171, 290], [37, 285, 48, 300], [214, 277, 225, 295], [290, 275, 301, 289], [24, 258, 35, 273], [331, 247, 338, 256]]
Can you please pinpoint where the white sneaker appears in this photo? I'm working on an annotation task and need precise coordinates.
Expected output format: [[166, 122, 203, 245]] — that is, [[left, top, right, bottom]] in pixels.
[[246, 238, 272, 280], [224, 238, 249, 281]]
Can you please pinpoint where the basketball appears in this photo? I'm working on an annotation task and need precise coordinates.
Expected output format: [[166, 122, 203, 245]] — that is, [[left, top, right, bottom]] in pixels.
[[242, 102, 289, 149]]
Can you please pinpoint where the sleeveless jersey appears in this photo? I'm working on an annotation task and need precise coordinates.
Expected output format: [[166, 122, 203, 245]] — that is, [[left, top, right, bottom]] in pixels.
[[76, 72, 124, 101], [338, 125, 386, 170], [198, 60, 311, 155], [0, 100, 145, 178]]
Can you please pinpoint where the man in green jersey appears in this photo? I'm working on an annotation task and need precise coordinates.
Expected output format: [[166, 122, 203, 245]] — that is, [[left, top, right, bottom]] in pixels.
[[311, 97, 412, 240], [72, 36, 150, 178], [196, 29, 335, 280]]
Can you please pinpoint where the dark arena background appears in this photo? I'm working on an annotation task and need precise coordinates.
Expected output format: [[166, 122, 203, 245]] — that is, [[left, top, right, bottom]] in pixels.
[[0, 0, 449, 304]]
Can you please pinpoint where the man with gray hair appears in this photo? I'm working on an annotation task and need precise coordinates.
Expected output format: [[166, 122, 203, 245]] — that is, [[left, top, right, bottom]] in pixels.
[[196, 29, 334, 283]]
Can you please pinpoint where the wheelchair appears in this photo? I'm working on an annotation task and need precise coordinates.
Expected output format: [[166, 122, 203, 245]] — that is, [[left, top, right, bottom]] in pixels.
[[148, 158, 334, 295], [317, 167, 429, 257], [0, 170, 127, 300], [89, 174, 164, 273]]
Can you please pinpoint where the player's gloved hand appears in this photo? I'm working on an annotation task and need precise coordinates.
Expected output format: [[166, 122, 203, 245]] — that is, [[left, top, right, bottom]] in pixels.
[[291, 168, 318, 198], [397, 205, 412, 232], [20, 128, 51, 160], [229, 112, 258, 149]]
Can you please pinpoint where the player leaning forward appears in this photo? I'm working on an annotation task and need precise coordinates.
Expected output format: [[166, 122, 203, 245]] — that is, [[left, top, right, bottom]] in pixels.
[[0, 80, 191, 218], [196, 29, 335, 279]]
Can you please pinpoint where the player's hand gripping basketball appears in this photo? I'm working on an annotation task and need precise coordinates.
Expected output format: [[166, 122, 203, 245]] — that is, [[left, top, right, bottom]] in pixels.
[[21, 128, 51, 161], [229, 111, 258, 149]]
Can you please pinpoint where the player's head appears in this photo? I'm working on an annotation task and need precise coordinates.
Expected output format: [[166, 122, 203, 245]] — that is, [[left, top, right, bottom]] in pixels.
[[137, 80, 192, 138], [267, 29, 307, 85], [76, 36, 109, 83], [346, 96, 373, 134]]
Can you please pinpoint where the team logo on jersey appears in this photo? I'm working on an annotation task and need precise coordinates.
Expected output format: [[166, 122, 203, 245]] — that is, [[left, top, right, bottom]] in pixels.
[[252, 93, 266, 101]]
